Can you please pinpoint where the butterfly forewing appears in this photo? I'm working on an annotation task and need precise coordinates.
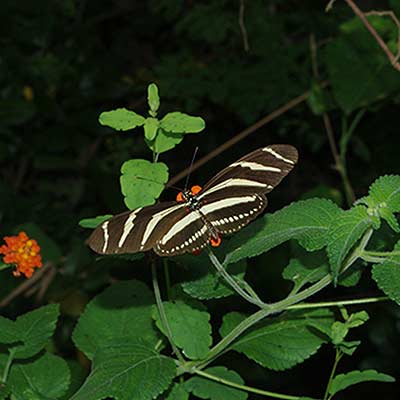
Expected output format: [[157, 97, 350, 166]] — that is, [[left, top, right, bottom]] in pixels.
[[199, 145, 298, 202]]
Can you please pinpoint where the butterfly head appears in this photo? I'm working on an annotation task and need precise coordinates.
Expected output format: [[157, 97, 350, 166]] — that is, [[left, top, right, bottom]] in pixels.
[[176, 185, 202, 202]]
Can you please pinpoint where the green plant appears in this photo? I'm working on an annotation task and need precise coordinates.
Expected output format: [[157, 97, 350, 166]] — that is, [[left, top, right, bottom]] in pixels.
[[2, 82, 399, 400]]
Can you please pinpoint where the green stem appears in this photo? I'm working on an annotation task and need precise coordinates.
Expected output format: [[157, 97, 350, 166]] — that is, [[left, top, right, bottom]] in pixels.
[[207, 250, 265, 308], [287, 296, 388, 310], [196, 274, 333, 370], [1, 349, 15, 383], [195, 228, 373, 370], [194, 369, 304, 399], [363, 250, 400, 258], [323, 349, 343, 400], [163, 258, 172, 300], [360, 254, 386, 263], [151, 262, 185, 364]]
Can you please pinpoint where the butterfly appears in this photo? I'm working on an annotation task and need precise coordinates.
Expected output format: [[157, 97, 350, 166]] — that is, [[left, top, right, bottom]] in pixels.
[[87, 145, 298, 256]]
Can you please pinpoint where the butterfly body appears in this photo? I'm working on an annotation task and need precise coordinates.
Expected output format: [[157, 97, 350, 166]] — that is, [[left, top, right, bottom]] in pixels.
[[87, 145, 298, 256]]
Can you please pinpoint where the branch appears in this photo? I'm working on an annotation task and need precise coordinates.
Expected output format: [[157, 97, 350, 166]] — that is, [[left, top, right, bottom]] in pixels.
[[168, 83, 327, 187], [344, 0, 400, 72]]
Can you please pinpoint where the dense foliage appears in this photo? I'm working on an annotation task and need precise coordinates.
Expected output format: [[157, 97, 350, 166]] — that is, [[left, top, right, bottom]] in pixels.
[[1, 1, 400, 399]]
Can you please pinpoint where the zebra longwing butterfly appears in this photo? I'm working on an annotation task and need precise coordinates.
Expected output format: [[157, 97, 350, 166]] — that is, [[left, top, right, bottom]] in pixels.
[[87, 145, 298, 256]]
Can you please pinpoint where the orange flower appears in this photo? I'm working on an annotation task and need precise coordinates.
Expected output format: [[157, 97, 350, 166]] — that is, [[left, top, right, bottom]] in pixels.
[[0, 232, 42, 278]]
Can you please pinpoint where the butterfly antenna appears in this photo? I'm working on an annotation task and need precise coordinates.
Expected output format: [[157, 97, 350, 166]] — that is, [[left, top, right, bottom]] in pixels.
[[183, 147, 199, 192]]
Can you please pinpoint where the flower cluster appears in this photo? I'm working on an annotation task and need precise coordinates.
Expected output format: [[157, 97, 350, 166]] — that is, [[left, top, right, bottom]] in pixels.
[[0, 232, 42, 278]]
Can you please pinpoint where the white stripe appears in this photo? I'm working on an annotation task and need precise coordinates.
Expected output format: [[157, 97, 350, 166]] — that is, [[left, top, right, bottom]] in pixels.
[[200, 196, 258, 214], [231, 161, 281, 172], [198, 178, 271, 199], [140, 203, 186, 247], [263, 147, 295, 164], [102, 221, 109, 253], [118, 208, 142, 248], [159, 211, 202, 245]]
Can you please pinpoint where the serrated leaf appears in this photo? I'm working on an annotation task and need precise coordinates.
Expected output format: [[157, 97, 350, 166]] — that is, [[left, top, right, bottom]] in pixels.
[[282, 258, 328, 291], [145, 128, 184, 154], [331, 311, 369, 345], [329, 369, 395, 396], [16, 222, 62, 263], [160, 112, 205, 134], [165, 383, 189, 400], [175, 253, 247, 300], [372, 240, 400, 305], [362, 175, 400, 232], [78, 215, 113, 229], [120, 159, 168, 210], [72, 280, 159, 360], [99, 108, 145, 131], [12, 304, 59, 359], [185, 366, 247, 400], [70, 339, 176, 400], [148, 83, 160, 114], [224, 199, 342, 266], [144, 117, 160, 140], [327, 206, 373, 281], [219, 309, 333, 371], [9, 352, 70, 400], [152, 300, 211, 359]]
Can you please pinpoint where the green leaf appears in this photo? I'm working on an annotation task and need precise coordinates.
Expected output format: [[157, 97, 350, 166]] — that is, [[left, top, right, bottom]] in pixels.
[[78, 215, 113, 229], [307, 81, 335, 115], [148, 83, 160, 115], [185, 366, 247, 400], [219, 309, 333, 371], [9, 352, 70, 400], [160, 112, 205, 134], [224, 199, 341, 265], [165, 383, 189, 400], [144, 117, 160, 140], [70, 339, 176, 400], [360, 175, 400, 232], [327, 206, 374, 281], [145, 128, 184, 154], [337, 264, 363, 287], [176, 253, 247, 300], [72, 280, 160, 360], [282, 258, 328, 292], [2, 304, 60, 359], [325, 25, 400, 114], [99, 108, 145, 131], [330, 310, 369, 345], [16, 222, 62, 263], [329, 369, 395, 396], [152, 300, 212, 359], [120, 160, 168, 210], [372, 240, 400, 305], [337, 340, 361, 356]]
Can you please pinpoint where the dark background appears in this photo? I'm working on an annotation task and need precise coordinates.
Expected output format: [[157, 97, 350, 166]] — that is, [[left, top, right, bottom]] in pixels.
[[1, 0, 400, 399]]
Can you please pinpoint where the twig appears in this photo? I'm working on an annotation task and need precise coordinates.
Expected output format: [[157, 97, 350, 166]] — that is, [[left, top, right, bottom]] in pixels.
[[309, 34, 356, 204], [238, 0, 250, 52], [365, 10, 400, 62], [0, 262, 52, 308], [168, 83, 328, 187], [344, 0, 400, 72]]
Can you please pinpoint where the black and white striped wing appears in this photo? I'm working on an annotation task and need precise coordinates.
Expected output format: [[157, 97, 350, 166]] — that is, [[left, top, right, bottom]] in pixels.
[[200, 194, 267, 235], [198, 144, 298, 203], [87, 201, 188, 255], [154, 211, 211, 256]]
